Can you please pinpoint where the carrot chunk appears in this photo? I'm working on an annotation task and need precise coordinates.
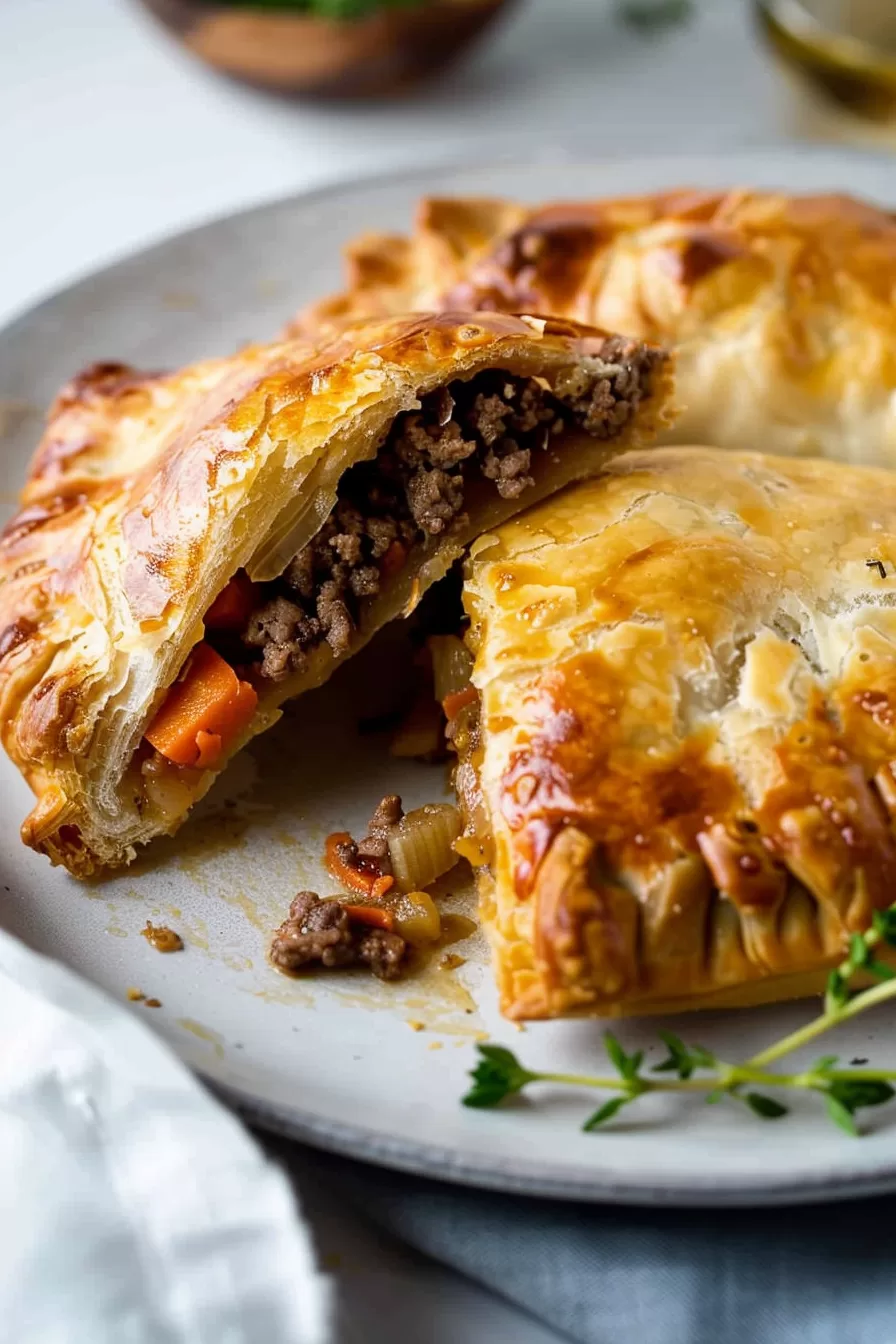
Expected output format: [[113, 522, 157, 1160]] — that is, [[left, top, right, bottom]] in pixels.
[[343, 904, 395, 932], [442, 686, 478, 720], [379, 540, 408, 583], [144, 642, 258, 769], [204, 571, 257, 631], [194, 729, 223, 770], [370, 874, 394, 900]]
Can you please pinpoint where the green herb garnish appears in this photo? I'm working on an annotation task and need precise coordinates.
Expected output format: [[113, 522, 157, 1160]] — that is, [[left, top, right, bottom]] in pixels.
[[463, 902, 896, 1135], [616, 0, 693, 32], [217, 0, 428, 18]]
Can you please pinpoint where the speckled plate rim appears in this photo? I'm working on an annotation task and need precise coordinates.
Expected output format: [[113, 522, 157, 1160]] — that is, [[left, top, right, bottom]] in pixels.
[[219, 1079, 896, 1209], [7, 141, 896, 1208], [5, 132, 896, 335]]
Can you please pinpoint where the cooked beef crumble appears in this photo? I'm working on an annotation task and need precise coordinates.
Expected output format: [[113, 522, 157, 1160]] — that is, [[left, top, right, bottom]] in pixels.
[[324, 793, 406, 890], [355, 794, 404, 875], [228, 344, 659, 683], [270, 891, 407, 981]]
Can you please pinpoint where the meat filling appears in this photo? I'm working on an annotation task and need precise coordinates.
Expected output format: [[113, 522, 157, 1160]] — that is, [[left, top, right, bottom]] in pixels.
[[226, 342, 658, 683], [270, 891, 407, 981], [352, 793, 404, 878]]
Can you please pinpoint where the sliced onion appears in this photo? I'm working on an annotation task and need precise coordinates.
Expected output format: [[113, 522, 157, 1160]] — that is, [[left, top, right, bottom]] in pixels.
[[246, 460, 331, 582], [387, 803, 461, 893], [428, 634, 473, 705], [392, 890, 441, 944], [389, 694, 443, 760], [141, 755, 202, 824]]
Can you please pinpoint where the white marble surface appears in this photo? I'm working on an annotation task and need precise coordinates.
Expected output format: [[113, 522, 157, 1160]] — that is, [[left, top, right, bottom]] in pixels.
[[0, 2, 782, 1341], [0, 0, 781, 326]]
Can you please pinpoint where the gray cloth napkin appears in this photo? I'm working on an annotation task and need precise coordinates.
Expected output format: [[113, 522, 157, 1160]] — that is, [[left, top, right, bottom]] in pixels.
[[271, 1138, 893, 1344]]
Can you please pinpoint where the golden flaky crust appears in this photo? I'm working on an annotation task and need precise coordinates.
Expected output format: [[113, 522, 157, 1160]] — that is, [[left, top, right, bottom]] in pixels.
[[0, 312, 674, 875], [460, 447, 896, 1019], [296, 189, 896, 466]]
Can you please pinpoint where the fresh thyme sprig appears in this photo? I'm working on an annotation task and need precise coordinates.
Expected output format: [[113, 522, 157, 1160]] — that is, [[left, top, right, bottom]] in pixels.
[[463, 904, 896, 1136]]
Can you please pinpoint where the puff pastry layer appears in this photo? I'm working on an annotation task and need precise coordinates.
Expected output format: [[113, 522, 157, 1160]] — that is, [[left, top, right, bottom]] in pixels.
[[459, 447, 896, 1019], [0, 312, 673, 874], [297, 189, 896, 466]]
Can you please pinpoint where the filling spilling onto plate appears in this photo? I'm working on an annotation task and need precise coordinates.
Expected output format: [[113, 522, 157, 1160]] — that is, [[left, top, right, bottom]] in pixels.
[[207, 343, 659, 683], [270, 890, 409, 982], [269, 794, 462, 981], [264, 642, 490, 983]]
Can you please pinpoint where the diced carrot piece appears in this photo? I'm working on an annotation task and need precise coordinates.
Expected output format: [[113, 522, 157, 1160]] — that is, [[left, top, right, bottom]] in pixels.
[[379, 540, 408, 583], [325, 831, 375, 896], [442, 686, 478, 720], [370, 874, 394, 900], [204, 571, 257, 631], [144, 642, 258, 769], [194, 729, 223, 770], [343, 904, 395, 932]]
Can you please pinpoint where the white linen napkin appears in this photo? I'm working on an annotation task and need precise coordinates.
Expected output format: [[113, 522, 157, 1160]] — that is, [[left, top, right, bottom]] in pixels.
[[0, 928, 329, 1344]]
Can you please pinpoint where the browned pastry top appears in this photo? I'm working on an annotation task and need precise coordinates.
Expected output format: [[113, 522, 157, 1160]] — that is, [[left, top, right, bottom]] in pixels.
[[297, 189, 896, 466], [461, 447, 896, 1018]]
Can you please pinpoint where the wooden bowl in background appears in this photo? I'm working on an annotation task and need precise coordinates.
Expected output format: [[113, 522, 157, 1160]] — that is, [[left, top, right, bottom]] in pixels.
[[139, 0, 517, 98]]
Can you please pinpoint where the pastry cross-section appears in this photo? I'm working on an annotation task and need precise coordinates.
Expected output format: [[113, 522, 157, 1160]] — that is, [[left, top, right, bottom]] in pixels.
[[0, 312, 673, 874]]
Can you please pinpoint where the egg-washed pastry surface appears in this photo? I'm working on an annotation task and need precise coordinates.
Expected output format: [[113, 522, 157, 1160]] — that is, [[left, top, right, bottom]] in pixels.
[[297, 189, 896, 467], [457, 447, 896, 1020], [0, 312, 673, 875]]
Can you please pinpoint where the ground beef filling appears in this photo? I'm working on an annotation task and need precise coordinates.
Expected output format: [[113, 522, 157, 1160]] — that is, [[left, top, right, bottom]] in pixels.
[[270, 891, 407, 981], [351, 793, 404, 878], [236, 344, 657, 683]]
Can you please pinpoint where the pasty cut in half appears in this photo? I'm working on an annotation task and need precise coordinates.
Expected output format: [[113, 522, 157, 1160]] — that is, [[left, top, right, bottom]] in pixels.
[[455, 447, 896, 1020], [0, 312, 673, 875], [296, 189, 896, 466]]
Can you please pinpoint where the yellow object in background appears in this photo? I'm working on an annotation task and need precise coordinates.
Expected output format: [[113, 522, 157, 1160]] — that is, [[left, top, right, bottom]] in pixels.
[[757, 0, 896, 144]]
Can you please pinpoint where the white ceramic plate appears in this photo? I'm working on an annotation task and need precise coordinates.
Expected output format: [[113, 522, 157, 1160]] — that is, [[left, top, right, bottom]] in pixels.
[[4, 146, 896, 1208]]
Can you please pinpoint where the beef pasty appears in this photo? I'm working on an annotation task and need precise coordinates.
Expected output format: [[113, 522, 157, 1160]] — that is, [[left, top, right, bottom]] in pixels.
[[296, 189, 896, 466], [0, 312, 673, 874], [456, 447, 896, 1019]]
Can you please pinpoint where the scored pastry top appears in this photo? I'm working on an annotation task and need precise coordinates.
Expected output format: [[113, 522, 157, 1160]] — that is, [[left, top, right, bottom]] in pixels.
[[296, 189, 896, 465], [462, 447, 896, 1018]]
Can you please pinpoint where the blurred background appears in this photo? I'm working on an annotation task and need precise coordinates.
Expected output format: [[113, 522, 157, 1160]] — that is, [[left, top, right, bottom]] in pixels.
[[3, 0, 896, 333]]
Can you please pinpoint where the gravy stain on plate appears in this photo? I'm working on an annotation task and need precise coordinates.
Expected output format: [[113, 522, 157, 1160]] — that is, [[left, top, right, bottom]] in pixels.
[[163, 901, 258, 974], [218, 888, 275, 933], [332, 954, 484, 1036], [177, 1018, 226, 1058], [104, 904, 128, 939], [174, 912, 210, 951], [176, 810, 252, 870], [222, 952, 254, 972], [248, 978, 315, 1007]]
